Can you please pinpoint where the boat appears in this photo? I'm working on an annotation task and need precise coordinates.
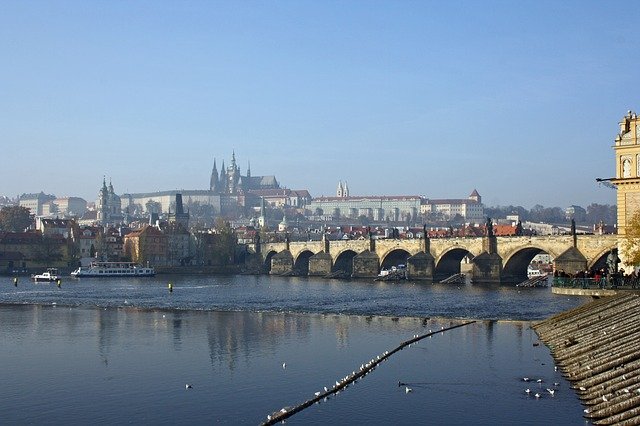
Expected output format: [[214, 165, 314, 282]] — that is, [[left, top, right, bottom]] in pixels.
[[376, 265, 407, 281], [71, 262, 155, 278], [32, 268, 60, 283], [527, 267, 548, 278]]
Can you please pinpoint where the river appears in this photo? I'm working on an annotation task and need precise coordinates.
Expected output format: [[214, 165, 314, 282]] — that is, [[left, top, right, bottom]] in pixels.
[[0, 275, 590, 425]]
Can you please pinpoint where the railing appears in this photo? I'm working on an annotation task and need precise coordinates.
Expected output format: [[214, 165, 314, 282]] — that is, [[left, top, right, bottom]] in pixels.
[[552, 276, 640, 290]]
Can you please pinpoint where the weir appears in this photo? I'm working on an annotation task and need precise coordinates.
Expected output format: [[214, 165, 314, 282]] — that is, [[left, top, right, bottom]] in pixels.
[[260, 320, 476, 425]]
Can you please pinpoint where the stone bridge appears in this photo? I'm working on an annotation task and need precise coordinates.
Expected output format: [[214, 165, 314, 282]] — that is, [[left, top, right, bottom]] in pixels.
[[250, 234, 618, 284]]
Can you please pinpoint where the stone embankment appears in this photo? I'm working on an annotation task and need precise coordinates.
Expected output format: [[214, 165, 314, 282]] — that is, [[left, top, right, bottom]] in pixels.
[[533, 293, 640, 425]]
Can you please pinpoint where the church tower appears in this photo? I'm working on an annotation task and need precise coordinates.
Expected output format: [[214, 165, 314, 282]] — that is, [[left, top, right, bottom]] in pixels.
[[210, 159, 219, 192], [613, 110, 640, 237], [337, 181, 344, 197], [98, 177, 108, 224]]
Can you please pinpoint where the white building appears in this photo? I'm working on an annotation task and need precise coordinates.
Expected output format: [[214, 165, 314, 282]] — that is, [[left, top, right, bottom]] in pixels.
[[420, 189, 484, 222]]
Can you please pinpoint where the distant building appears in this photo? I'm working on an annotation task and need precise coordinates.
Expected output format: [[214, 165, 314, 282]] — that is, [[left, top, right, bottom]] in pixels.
[[97, 178, 123, 226], [421, 190, 484, 222], [53, 197, 87, 217], [122, 153, 283, 219], [308, 195, 422, 221], [123, 225, 168, 266], [19, 192, 55, 216], [336, 181, 349, 198], [167, 193, 190, 229], [210, 152, 280, 195]]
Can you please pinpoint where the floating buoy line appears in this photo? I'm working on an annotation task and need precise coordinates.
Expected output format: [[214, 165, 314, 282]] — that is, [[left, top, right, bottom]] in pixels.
[[260, 320, 476, 425]]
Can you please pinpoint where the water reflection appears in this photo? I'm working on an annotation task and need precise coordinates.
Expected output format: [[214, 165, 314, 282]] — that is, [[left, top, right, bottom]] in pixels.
[[0, 304, 585, 425]]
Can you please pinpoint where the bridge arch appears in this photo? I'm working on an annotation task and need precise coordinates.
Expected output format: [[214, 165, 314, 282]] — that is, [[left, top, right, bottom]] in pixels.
[[380, 249, 411, 270], [333, 249, 357, 275], [435, 248, 474, 280], [501, 246, 550, 283], [293, 250, 314, 275], [589, 248, 617, 272], [264, 250, 277, 273]]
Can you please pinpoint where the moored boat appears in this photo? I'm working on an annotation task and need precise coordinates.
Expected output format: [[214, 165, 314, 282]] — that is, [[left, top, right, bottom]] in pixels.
[[32, 268, 60, 283], [71, 262, 155, 278]]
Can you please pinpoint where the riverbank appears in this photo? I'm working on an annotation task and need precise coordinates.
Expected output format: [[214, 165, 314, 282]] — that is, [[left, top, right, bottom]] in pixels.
[[533, 293, 640, 424]]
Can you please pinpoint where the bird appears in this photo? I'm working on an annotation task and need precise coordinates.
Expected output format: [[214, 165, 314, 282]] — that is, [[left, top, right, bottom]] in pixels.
[[553, 382, 560, 386], [602, 395, 608, 402], [579, 386, 586, 391], [324, 386, 328, 392], [536, 378, 543, 383], [280, 408, 287, 413], [546, 388, 555, 396], [525, 388, 531, 394], [523, 377, 530, 382], [267, 415, 272, 421], [534, 393, 541, 398], [185, 384, 192, 389], [405, 386, 412, 393], [282, 362, 286, 369], [314, 391, 321, 396], [554, 366, 558, 371]]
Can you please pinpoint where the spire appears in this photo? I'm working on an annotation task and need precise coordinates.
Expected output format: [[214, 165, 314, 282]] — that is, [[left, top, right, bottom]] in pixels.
[[344, 181, 349, 197], [210, 158, 219, 192], [247, 160, 251, 178], [231, 151, 236, 168], [337, 181, 343, 197]]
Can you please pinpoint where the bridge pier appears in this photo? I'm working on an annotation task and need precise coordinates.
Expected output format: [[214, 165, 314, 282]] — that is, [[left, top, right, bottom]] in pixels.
[[471, 252, 503, 284], [270, 250, 294, 275], [308, 252, 333, 276], [471, 235, 502, 283], [406, 251, 435, 281], [554, 247, 587, 276], [352, 251, 380, 278]]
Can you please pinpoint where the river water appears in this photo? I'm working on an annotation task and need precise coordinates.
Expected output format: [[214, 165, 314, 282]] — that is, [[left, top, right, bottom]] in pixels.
[[0, 275, 590, 425]]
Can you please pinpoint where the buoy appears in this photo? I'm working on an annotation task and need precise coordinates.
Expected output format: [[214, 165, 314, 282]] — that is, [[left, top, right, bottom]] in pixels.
[[168, 283, 173, 292], [57, 279, 61, 288]]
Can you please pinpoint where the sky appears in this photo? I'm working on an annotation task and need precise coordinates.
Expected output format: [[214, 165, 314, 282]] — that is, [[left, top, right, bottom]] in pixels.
[[1, 1, 637, 209]]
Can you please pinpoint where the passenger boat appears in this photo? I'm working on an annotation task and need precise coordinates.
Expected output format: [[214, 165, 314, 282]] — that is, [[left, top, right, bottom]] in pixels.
[[71, 262, 155, 278], [32, 268, 60, 283]]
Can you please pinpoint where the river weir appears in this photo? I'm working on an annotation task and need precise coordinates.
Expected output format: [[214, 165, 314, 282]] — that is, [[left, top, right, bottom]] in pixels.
[[533, 293, 640, 425]]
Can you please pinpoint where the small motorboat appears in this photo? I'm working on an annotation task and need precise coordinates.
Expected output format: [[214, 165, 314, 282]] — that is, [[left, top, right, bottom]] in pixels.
[[32, 268, 60, 283]]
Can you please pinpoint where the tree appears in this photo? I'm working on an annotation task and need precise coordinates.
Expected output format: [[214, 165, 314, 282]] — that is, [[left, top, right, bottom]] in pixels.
[[0, 206, 32, 232], [33, 234, 62, 262], [621, 210, 640, 266], [358, 215, 370, 226], [211, 218, 237, 265]]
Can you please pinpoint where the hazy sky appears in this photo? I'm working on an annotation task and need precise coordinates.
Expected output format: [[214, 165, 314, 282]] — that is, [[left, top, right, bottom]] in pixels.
[[1, 1, 637, 208]]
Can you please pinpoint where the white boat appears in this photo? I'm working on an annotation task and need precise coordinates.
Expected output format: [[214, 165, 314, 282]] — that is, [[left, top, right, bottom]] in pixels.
[[32, 268, 60, 283], [527, 267, 548, 278], [71, 262, 155, 278]]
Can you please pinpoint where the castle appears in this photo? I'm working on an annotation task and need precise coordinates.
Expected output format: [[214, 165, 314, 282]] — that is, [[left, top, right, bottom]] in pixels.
[[209, 152, 279, 195]]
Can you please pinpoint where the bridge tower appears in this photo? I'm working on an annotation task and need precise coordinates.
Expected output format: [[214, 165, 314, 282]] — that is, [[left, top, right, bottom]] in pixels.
[[611, 110, 640, 269]]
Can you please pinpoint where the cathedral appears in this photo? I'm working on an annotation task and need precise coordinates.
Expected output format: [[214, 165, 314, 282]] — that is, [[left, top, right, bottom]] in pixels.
[[209, 152, 280, 195]]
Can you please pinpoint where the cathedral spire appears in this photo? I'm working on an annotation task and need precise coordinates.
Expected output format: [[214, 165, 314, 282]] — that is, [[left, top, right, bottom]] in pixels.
[[210, 158, 219, 192], [247, 160, 251, 178]]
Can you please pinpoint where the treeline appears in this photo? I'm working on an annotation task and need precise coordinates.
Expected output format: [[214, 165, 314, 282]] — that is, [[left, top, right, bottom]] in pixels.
[[484, 203, 616, 225]]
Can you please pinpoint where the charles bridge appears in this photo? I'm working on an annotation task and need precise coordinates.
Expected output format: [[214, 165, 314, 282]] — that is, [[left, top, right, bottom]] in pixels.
[[248, 233, 618, 284]]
